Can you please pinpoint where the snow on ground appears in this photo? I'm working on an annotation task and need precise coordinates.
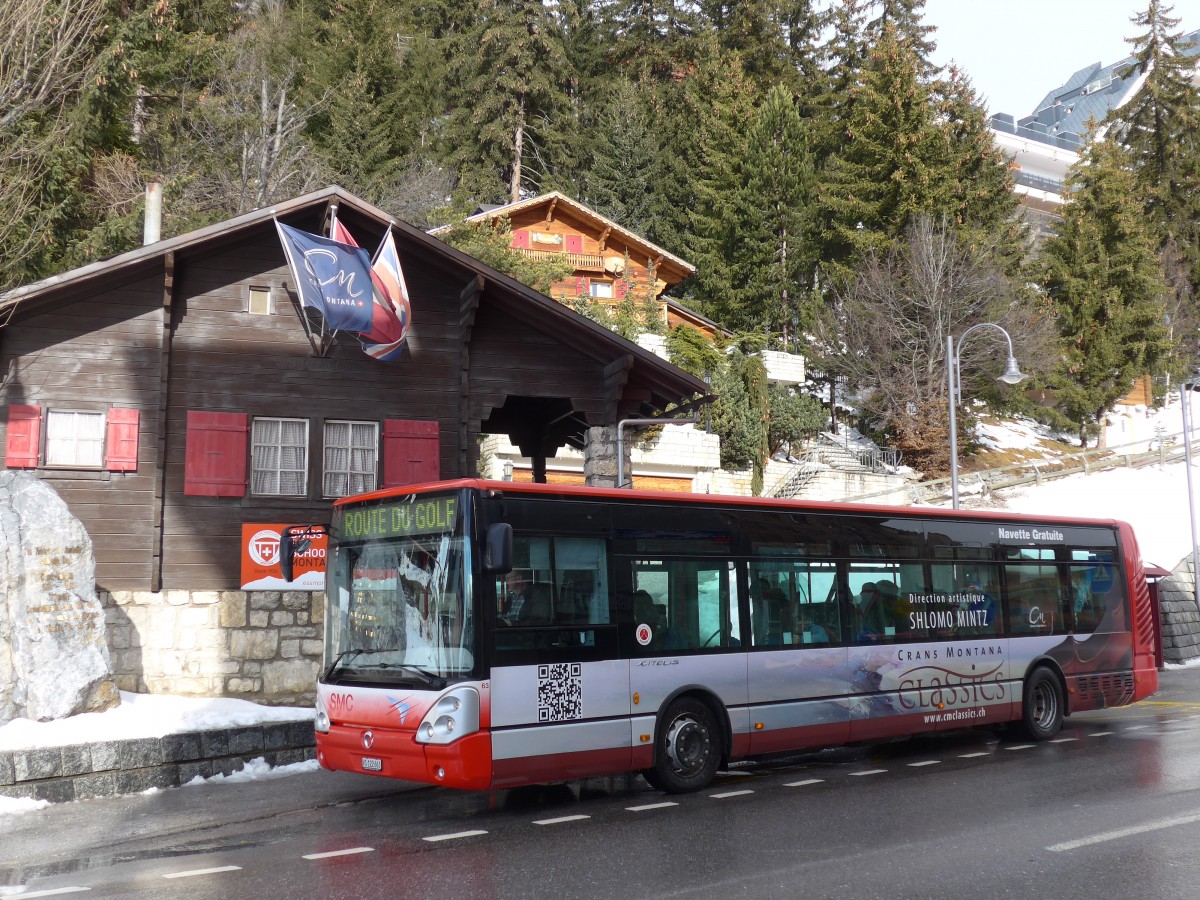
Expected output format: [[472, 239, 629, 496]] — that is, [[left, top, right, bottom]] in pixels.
[[183, 757, 320, 787], [0, 691, 312, 753]]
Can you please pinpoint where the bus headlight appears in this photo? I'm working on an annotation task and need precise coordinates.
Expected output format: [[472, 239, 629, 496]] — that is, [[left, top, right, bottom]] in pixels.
[[415, 687, 479, 745], [315, 695, 331, 734]]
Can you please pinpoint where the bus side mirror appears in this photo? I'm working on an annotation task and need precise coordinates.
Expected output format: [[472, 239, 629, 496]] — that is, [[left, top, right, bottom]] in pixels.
[[280, 525, 325, 583], [483, 523, 512, 575]]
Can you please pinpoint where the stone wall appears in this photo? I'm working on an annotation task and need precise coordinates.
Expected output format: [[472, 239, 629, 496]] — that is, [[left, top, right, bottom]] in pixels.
[[101, 589, 325, 705], [1158, 556, 1200, 663]]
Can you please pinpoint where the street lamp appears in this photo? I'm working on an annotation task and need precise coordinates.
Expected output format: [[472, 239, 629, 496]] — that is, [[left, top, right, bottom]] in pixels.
[[947, 323, 1026, 509], [1181, 379, 1200, 608]]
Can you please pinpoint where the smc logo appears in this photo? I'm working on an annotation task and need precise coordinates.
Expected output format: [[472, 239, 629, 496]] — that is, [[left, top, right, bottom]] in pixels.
[[329, 692, 355, 715]]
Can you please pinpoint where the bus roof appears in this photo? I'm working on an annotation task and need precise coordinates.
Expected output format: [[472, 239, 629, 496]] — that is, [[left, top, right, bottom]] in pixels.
[[335, 477, 1133, 533]]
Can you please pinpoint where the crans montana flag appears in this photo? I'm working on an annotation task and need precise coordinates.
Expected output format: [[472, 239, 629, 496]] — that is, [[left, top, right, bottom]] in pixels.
[[275, 222, 374, 333], [330, 220, 404, 345]]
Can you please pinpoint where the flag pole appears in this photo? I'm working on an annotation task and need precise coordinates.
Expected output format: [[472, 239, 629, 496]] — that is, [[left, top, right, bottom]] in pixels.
[[273, 214, 321, 355]]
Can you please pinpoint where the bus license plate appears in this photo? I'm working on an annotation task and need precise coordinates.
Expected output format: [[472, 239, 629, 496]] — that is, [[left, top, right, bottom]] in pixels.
[[361, 757, 382, 772]]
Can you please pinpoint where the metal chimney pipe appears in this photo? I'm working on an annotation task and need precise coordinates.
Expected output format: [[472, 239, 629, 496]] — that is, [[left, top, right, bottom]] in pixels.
[[143, 182, 162, 245]]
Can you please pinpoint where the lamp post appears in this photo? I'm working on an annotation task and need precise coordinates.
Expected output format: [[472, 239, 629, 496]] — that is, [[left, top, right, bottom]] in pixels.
[[947, 323, 1026, 510], [1181, 379, 1200, 607]]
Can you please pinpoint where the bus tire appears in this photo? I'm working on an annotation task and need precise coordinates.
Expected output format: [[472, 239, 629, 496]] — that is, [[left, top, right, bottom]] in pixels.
[[653, 697, 721, 793], [1018, 667, 1064, 741]]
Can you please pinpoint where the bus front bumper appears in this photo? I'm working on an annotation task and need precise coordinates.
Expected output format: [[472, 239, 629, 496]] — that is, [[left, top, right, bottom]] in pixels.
[[316, 724, 492, 790]]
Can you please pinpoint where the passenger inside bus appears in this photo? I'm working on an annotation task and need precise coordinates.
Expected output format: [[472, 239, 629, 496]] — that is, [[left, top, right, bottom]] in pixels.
[[500, 570, 554, 626], [795, 605, 830, 644]]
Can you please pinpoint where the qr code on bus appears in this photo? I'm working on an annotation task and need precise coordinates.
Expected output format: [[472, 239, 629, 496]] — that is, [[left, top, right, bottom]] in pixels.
[[537, 663, 583, 722]]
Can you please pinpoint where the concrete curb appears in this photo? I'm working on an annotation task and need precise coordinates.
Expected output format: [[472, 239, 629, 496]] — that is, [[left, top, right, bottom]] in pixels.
[[0, 720, 315, 802]]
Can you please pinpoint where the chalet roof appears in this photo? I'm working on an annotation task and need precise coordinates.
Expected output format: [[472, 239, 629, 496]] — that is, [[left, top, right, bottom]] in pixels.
[[441, 191, 696, 284], [0, 186, 710, 419], [666, 298, 732, 338]]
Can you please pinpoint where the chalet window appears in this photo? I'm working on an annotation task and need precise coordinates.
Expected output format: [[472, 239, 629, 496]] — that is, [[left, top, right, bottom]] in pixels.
[[45, 410, 105, 468], [247, 286, 273, 316], [590, 281, 613, 299], [251, 416, 308, 496], [323, 420, 378, 498]]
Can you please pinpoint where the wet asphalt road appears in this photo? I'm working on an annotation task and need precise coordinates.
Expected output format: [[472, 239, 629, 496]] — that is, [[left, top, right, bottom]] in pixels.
[[5, 667, 1200, 899]]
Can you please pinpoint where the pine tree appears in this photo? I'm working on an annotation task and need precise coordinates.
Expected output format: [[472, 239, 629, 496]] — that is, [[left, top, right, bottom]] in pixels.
[[935, 65, 1022, 246], [577, 79, 660, 234], [818, 23, 945, 277], [862, 0, 938, 75], [1042, 136, 1172, 445], [448, 0, 572, 204], [720, 84, 819, 340], [1108, 1, 1200, 311]]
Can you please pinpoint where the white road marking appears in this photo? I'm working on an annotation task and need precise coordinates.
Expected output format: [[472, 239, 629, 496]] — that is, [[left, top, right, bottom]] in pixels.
[[710, 789, 754, 799], [302, 847, 374, 860], [1089, 731, 1115, 737], [1005, 744, 1035, 750], [1049, 737, 1077, 743], [162, 866, 241, 879], [908, 760, 940, 767], [1, 889, 90, 898], [1125, 725, 1148, 731], [626, 801, 679, 812], [422, 830, 488, 842], [784, 778, 824, 787], [850, 769, 886, 776], [532, 814, 591, 826], [959, 752, 989, 758], [1048, 811, 1200, 852]]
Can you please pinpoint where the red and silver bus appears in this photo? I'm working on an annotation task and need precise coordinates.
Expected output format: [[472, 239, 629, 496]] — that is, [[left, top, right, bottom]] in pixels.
[[282, 479, 1158, 793]]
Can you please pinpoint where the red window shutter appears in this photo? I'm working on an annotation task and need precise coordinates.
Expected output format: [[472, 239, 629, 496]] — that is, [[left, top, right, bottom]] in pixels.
[[184, 411, 248, 497], [105, 408, 140, 472], [576, 277, 589, 295], [5, 405, 41, 468], [511, 229, 530, 249], [565, 234, 582, 253], [615, 280, 628, 299], [382, 420, 440, 488]]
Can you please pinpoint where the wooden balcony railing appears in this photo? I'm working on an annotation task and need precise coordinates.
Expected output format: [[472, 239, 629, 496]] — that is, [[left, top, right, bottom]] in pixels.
[[517, 248, 606, 272]]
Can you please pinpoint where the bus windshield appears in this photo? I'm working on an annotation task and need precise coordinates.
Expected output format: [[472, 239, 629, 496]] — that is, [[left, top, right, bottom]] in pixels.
[[324, 492, 474, 685]]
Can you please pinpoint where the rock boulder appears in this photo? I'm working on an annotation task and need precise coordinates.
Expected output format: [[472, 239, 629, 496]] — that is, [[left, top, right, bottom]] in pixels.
[[0, 471, 119, 724]]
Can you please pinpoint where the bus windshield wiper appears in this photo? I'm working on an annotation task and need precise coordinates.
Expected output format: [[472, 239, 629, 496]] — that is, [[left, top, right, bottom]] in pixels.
[[328, 650, 446, 688]]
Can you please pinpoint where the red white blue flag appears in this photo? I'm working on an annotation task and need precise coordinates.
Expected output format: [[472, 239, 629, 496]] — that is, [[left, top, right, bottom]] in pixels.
[[363, 230, 411, 362], [275, 222, 374, 333], [331, 220, 405, 345]]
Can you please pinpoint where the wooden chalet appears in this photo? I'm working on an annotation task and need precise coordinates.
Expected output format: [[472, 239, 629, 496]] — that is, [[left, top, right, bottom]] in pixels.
[[439, 192, 703, 332], [0, 186, 708, 594]]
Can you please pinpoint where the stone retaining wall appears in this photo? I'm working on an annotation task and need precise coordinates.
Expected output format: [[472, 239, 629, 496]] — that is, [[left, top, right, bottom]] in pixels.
[[100, 589, 325, 705], [1158, 556, 1200, 663], [0, 720, 315, 802]]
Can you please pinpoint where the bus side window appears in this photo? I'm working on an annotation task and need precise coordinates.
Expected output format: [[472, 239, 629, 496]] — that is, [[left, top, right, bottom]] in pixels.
[[1068, 550, 1122, 634], [1004, 562, 1066, 635]]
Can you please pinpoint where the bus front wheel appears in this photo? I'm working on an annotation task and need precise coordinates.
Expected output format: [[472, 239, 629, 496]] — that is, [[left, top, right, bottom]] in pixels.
[[653, 698, 721, 793], [1018, 667, 1064, 740]]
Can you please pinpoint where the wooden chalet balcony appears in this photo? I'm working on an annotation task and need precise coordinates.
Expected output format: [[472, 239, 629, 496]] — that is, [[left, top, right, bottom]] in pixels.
[[517, 248, 606, 272]]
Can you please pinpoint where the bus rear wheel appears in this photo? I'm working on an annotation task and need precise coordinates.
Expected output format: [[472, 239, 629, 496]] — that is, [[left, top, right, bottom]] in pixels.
[[1018, 667, 1064, 741], [653, 698, 721, 793]]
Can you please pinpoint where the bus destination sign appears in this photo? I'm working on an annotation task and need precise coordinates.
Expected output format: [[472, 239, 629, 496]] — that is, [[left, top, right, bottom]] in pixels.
[[338, 495, 459, 541]]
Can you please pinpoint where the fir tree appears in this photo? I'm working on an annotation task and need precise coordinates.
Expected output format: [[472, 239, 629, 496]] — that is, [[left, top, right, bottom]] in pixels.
[[1108, 1, 1200, 305], [448, 0, 571, 204], [862, 0, 938, 75], [818, 23, 945, 277], [578, 79, 660, 234], [720, 84, 819, 341], [1041, 136, 1172, 446]]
